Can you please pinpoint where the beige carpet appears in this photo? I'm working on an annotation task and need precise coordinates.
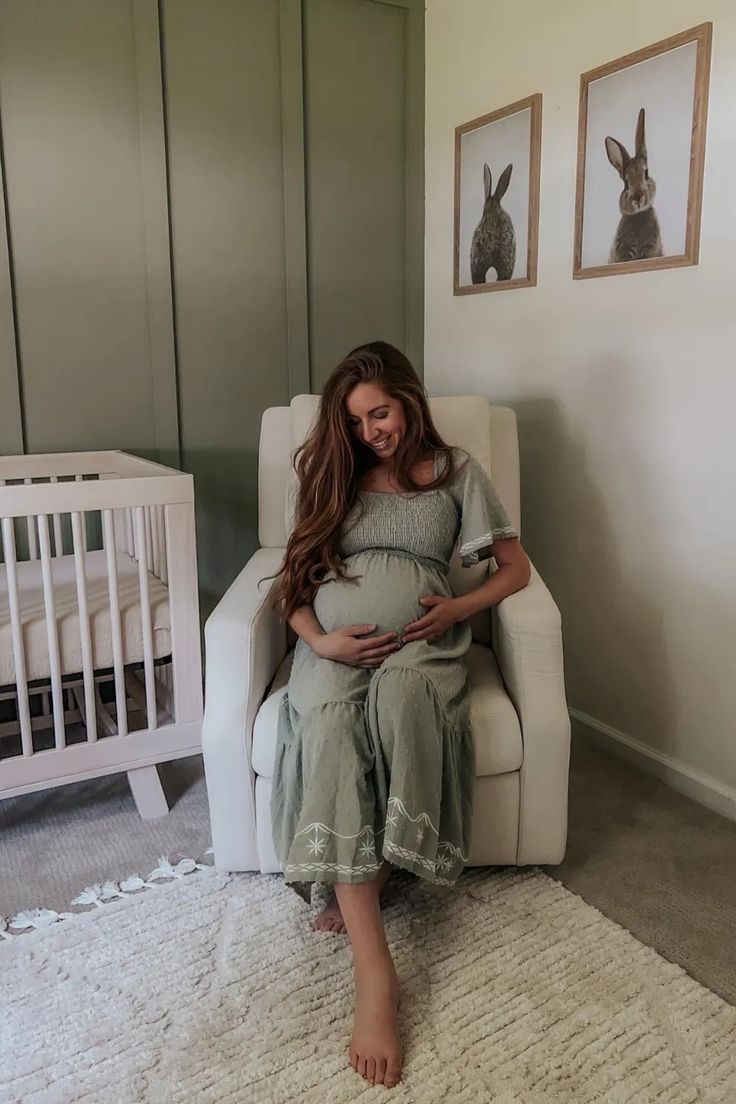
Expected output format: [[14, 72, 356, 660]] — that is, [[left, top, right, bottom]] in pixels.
[[3, 862, 735, 1104]]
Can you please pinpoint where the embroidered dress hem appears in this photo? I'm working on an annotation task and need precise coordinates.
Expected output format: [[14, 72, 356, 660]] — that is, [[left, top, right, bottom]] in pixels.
[[271, 663, 476, 909]]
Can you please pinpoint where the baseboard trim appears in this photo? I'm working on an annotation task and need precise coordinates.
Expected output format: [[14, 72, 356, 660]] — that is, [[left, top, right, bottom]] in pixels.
[[569, 708, 736, 824]]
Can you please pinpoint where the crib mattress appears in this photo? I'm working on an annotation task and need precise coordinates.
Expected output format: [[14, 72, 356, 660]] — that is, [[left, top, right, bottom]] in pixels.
[[0, 549, 171, 688]]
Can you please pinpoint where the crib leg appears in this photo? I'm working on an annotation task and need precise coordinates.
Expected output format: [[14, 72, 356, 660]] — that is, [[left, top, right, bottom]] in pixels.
[[127, 764, 169, 819]]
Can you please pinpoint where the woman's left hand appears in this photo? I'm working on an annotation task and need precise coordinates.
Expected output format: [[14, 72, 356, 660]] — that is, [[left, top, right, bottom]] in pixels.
[[400, 595, 463, 644]]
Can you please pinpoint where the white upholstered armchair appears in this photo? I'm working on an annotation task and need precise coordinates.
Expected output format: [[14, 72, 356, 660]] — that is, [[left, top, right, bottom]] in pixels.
[[201, 395, 570, 874]]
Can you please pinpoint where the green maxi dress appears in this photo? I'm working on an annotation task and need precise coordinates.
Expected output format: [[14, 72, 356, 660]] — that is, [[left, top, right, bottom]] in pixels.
[[270, 446, 519, 905]]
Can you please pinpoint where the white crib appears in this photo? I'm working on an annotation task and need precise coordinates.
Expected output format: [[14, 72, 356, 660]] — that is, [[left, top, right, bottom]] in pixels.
[[0, 450, 203, 818]]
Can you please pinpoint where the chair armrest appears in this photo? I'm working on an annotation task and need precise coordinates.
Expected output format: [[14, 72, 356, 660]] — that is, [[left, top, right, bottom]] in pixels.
[[492, 560, 571, 865], [201, 546, 288, 871]]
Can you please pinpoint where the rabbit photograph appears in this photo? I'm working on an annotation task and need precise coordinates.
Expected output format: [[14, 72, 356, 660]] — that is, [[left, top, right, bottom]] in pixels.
[[605, 107, 663, 264], [454, 93, 541, 294], [470, 162, 516, 283], [575, 24, 711, 278]]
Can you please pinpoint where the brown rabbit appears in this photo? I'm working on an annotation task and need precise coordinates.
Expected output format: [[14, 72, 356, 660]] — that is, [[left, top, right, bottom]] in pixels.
[[605, 107, 663, 263], [470, 162, 516, 282]]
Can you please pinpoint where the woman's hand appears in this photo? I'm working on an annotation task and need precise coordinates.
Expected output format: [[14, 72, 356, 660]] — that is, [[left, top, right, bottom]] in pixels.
[[401, 595, 464, 644], [313, 624, 402, 668]]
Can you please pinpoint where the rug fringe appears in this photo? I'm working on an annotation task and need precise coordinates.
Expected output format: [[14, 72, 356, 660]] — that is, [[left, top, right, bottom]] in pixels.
[[1, 847, 215, 940]]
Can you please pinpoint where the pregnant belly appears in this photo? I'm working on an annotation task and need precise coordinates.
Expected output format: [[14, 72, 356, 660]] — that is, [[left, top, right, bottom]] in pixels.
[[313, 550, 451, 642]]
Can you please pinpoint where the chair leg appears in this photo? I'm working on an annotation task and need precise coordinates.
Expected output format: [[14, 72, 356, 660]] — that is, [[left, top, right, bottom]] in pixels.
[[127, 764, 169, 819]]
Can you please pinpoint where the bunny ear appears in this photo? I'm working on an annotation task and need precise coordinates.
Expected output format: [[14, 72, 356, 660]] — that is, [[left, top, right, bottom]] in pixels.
[[635, 107, 647, 159], [483, 163, 492, 200], [605, 136, 630, 179], [495, 163, 512, 199]]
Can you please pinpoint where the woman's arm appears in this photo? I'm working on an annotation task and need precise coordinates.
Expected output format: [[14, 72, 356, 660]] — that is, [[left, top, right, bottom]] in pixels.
[[286, 604, 326, 652], [401, 538, 531, 643], [454, 538, 531, 619]]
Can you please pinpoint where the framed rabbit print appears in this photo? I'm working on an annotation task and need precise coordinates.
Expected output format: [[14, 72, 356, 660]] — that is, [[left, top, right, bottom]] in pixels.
[[453, 93, 542, 294], [574, 23, 712, 279]]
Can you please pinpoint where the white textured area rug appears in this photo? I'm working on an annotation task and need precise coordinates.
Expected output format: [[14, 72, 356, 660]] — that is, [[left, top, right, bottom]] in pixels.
[[2, 863, 735, 1104]]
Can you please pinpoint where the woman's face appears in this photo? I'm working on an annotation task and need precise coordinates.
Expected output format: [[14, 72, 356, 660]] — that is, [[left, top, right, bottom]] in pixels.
[[345, 383, 406, 463]]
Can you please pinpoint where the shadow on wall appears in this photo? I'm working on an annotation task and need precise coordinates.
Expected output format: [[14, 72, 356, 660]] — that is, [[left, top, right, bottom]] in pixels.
[[507, 389, 677, 761]]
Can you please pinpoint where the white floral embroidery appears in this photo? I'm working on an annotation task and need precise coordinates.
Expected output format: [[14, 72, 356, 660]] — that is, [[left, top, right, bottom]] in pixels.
[[293, 820, 374, 844], [285, 860, 383, 879], [306, 831, 326, 857], [387, 797, 436, 831], [283, 795, 469, 887]]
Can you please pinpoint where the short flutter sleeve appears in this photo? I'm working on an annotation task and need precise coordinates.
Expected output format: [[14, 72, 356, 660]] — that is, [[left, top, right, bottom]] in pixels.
[[449, 450, 519, 567]]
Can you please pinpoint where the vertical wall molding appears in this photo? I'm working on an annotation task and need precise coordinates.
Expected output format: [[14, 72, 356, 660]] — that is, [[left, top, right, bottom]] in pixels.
[[0, 106, 24, 454], [279, 0, 311, 398], [366, 0, 425, 370], [364, 0, 425, 373], [403, 0, 425, 375], [132, 0, 181, 468]]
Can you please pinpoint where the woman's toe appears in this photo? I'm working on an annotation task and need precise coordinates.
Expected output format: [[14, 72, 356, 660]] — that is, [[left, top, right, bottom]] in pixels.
[[385, 1061, 402, 1087], [365, 1057, 376, 1084], [374, 1058, 387, 1085]]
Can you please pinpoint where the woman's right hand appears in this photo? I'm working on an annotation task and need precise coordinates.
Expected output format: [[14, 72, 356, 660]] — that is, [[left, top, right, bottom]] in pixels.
[[313, 624, 402, 667]]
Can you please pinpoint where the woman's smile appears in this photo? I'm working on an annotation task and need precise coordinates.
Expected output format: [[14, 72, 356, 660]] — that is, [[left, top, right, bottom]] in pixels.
[[371, 435, 392, 451]]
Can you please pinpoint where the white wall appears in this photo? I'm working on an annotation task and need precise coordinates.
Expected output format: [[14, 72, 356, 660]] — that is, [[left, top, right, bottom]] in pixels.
[[425, 0, 736, 810]]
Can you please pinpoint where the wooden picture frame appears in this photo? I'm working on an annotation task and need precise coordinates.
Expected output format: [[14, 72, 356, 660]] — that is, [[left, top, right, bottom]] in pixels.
[[453, 93, 542, 295], [573, 23, 712, 279]]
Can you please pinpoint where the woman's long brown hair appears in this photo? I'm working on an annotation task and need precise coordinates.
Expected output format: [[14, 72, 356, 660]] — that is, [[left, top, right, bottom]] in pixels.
[[259, 340, 468, 622]]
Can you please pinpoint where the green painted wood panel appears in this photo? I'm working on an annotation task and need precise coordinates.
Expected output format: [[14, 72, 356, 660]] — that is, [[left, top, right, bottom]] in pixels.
[[304, 0, 413, 389], [161, 0, 291, 614], [0, 0, 167, 458], [0, 0, 423, 607], [0, 113, 23, 455]]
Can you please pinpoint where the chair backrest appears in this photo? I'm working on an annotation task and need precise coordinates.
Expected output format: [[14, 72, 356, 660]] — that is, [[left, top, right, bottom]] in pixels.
[[258, 395, 520, 644]]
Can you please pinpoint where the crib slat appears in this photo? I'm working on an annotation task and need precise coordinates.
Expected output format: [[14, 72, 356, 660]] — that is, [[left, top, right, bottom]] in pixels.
[[145, 506, 154, 574], [1, 516, 33, 755], [151, 504, 161, 579], [50, 476, 63, 556], [52, 514, 63, 556], [73, 475, 90, 553], [102, 509, 128, 737], [158, 505, 168, 584], [37, 514, 66, 748], [134, 506, 157, 731], [24, 480, 39, 559], [71, 511, 98, 743], [126, 508, 135, 558]]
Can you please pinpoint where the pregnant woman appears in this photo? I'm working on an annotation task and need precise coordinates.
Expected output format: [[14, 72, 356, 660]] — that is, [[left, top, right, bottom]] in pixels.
[[265, 340, 531, 1089]]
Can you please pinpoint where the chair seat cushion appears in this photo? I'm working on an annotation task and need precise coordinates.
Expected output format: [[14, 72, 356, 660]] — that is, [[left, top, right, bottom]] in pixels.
[[251, 642, 522, 779]]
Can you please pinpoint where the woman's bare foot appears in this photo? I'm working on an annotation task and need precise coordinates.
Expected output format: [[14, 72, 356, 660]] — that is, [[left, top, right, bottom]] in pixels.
[[348, 955, 403, 1088], [312, 892, 348, 934], [312, 860, 393, 934]]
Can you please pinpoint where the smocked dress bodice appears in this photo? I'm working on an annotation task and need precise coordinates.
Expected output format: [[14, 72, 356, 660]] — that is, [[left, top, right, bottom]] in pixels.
[[337, 446, 517, 572]]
